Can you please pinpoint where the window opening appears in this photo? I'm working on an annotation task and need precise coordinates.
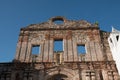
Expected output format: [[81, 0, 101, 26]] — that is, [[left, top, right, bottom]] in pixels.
[[54, 20, 64, 24], [32, 45, 40, 54], [54, 39, 63, 52], [110, 38, 113, 43], [77, 45, 86, 54], [116, 35, 119, 41], [86, 71, 95, 80], [52, 17, 64, 24], [108, 71, 115, 80]]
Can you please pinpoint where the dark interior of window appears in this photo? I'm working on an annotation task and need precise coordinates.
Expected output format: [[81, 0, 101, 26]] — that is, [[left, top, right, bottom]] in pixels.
[[116, 35, 119, 41]]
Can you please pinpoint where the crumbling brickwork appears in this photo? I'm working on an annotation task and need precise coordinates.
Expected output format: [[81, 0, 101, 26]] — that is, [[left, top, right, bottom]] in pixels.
[[0, 16, 119, 80]]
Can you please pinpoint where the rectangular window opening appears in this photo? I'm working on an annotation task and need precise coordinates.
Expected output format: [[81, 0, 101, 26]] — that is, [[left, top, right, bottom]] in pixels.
[[77, 45, 86, 54], [54, 39, 63, 52], [32, 45, 40, 55]]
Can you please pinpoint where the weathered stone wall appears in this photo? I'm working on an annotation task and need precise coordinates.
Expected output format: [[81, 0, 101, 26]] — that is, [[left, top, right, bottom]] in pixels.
[[0, 16, 119, 80], [15, 16, 108, 63], [0, 61, 119, 80]]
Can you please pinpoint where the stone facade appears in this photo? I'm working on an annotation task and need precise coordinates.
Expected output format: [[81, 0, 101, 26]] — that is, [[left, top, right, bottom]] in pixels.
[[0, 16, 119, 80]]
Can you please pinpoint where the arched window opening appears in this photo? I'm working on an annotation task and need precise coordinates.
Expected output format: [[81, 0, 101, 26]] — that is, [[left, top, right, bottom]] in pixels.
[[116, 35, 119, 41], [54, 20, 64, 24], [52, 17, 64, 24]]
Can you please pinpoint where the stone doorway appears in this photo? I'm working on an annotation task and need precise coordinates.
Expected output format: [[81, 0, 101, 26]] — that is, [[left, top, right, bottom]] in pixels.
[[47, 74, 68, 80]]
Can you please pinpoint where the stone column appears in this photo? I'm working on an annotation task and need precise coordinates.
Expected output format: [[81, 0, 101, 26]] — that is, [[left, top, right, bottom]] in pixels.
[[49, 38, 54, 62], [43, 40, 49, 62], [63, 38, 68, 62], [85, 42, 92, 61], [15, 36, 23, 60], [89, 42, 97, 61], [95, 42, 103, 61], [38, 42, 44, 62], [73, 38, 78, 61], [25, 43, 32, 62], [67, 38, 73, 61]]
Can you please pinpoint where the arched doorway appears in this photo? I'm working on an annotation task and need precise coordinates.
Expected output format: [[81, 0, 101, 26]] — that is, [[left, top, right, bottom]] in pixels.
[[44, 68, 75, 80], [47, 74, 68, 80]]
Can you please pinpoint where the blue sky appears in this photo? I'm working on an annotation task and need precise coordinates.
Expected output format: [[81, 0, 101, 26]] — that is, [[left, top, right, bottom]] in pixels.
[[0, 0, 120, 62]]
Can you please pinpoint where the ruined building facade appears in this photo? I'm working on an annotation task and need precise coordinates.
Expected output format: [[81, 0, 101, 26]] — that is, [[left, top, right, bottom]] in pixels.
[[0, 16, 119, 80]]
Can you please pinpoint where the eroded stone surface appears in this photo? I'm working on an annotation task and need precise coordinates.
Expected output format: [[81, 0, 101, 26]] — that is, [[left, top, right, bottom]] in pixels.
[[0, 16, 119, 80]]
